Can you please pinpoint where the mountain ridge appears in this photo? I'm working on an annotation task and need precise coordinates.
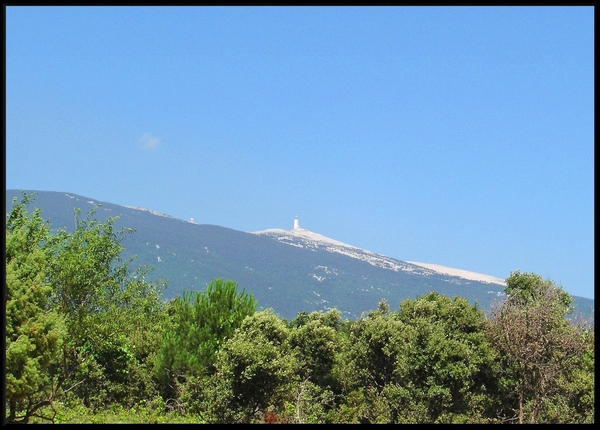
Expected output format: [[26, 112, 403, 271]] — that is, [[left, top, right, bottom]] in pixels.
[[252, 225, 507, 287], [6, 189, 593, 321]]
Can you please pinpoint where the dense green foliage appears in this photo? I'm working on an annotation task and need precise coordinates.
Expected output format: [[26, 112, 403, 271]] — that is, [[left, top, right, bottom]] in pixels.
[[329, 295, 499, 423], [6, 193, 166, 423], [154, 278, 257, 400], [5, 194, 66, 423], [5, 195, 594, 424]]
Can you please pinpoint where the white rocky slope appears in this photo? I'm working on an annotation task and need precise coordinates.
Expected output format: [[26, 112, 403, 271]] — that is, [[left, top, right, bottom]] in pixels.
[[251, 227, 506, 287]]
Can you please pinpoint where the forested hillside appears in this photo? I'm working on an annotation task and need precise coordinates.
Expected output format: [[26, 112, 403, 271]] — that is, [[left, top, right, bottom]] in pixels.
[[5, 193, 594, 424], [5, 190, 594, 322]]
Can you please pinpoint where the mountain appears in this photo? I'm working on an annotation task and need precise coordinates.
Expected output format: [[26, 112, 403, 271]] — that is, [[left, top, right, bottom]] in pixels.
[[5, 190, 594, 322], [252, 224, 507, 285]]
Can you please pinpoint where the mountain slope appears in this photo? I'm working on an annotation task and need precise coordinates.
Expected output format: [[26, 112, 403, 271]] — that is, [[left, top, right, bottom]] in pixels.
[[6, 190, 594, 321], [252, 226, 507, 285]]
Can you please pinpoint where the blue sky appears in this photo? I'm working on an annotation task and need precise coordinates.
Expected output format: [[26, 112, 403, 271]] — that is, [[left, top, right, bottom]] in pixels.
[[6, 6, 594, 300]]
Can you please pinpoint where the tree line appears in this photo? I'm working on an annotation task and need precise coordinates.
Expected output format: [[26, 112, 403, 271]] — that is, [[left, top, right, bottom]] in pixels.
[[5, 193, 594, 424]]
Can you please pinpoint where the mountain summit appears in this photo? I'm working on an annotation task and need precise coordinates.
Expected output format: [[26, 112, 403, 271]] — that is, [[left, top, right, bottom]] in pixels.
[[252, 218, 506, 287]]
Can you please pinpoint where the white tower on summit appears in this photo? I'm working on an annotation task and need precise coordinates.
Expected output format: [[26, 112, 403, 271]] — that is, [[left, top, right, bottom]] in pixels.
[[293, 215, 299, 230]]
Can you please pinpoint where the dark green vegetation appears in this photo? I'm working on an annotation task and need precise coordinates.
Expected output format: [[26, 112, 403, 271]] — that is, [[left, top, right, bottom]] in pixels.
[[4, 190, 595, 322], [5, 193, 594, 424]]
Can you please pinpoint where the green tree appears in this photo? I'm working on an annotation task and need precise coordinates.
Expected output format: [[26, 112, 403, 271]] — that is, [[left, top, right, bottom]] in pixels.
[[5, 194, 66, 424], [5, 193, 166, 421], [332, 295, 497, 423], [394, 292, 498, 423], [187, 309, 297, 423], [329, 300, 408, 423], [285, 310, 342, 423], [49, 204, 165, 410], [155, 278, 257, 400], [335, 300, 403, 393], [537, 326, 594, 423], [485, 270, 588, 424], [288, 309, 341, 386]]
